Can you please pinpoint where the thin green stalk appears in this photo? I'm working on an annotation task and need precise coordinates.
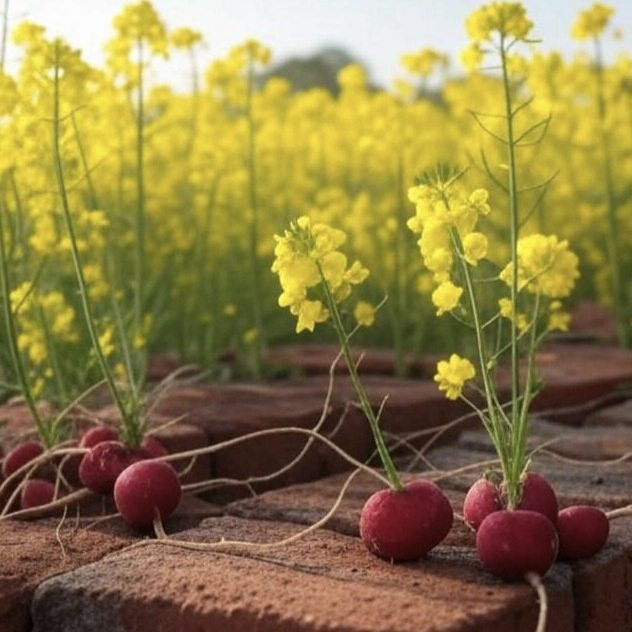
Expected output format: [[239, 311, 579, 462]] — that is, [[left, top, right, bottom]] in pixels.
[[245, 57, 264, 378], [317, 262, 403, 492], [51, 48, 131, 436], [0, 189, 48, 442], [593, 37, 628, 347]]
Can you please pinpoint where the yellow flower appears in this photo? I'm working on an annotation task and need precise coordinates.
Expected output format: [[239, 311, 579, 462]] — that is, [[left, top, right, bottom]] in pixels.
[[571, 3, 614, 40], [432, 280, 463, 316], [463, 232, 488, 266], [434, 354, 476, 400], [466, 2, 534, 43], [498, 297, 529, 332], [294, 300, 329, 333], [354, 301, 375, 327], [548, 301, 571, 332], [499, 233, 580, 298]]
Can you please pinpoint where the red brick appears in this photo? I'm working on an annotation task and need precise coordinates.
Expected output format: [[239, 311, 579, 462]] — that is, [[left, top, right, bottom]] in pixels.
[[30, 515, 573, 632]]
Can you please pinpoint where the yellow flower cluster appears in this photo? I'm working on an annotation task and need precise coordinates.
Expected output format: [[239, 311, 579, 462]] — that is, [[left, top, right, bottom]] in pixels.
[[271, 217, 370, 333], [407, 182, 490, 316], [434, 354, 476, 400], [571, 3, 614, 40], [465, 2, 533, 43]]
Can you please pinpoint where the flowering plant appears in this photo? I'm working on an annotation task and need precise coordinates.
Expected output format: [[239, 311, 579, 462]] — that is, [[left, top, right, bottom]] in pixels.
[[408, 2, 580, 509]]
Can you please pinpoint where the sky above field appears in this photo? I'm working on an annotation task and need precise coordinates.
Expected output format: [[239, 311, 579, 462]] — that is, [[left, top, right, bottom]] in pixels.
[[5, 0, 631, 90]]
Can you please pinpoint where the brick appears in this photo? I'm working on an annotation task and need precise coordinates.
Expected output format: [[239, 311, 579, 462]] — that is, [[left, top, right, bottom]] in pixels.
[[31, 515, 573, 632]]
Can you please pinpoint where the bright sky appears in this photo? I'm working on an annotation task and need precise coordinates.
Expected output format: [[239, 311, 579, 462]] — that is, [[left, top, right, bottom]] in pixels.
[[5, 1, 631, 90]]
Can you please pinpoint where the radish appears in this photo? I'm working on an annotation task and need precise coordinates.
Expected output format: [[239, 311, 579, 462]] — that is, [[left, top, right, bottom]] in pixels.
[[20, 478, 56, 509], [2, 441, 44, 478], [79, 425, 119, 448], [113, 460, 181, 529], [463, 478, 501, 530], [557, 505, 610, 560], [476, 510, 558, 580], [141, 435, 168, 458], [463, 471, 558, 530], [359, 479, 453, 562], [78, 441, 143, 494]]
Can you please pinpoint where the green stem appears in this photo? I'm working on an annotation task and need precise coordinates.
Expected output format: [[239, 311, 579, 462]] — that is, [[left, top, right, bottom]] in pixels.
[[0, 186, 48, 443], [317, 263, 403, 492], [594, 37, 628, 347], [245, 57, 264, 378], [51, 46, 132, 437]]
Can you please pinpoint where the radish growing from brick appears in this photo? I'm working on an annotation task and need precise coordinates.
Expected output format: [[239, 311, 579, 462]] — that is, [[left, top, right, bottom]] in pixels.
[[114, 459, 181, 529], [557, 505, 610, 560], [477, 510, 558, 580], [78, 440, 144, 494], [20, 478, 57, 510], [360, 479, 453, 561], [463, 471, 558, 531], [141, 435, 168, 458], [2, 441, 45, 478], [79, 425, 120, 448]]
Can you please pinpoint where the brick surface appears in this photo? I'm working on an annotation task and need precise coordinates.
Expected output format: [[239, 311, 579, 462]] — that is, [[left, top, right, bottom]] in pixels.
[[30, 515, 573, 632]]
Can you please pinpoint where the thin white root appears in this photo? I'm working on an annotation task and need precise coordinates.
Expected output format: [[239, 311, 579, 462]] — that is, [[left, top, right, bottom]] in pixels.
[[0, 488, 94, 521], [127, 468, 364, 554], [606, 504, 632, 520], [525, 572, 548, 632]]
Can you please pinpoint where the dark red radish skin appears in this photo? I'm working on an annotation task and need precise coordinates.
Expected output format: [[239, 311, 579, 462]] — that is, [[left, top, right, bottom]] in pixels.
[[359, 479, 454, 562], [476, 510, 558, 580], [519, 472, 559, 526], [79, 425, 120, 448], [141, 436, 168, 458], [114, 460, 181, 529], [557, 505, 610, 560], [20, 478, 56, 509], [2, 441, 44, 478], [78, 441, 143, 494], [463, 478, 501, 530]]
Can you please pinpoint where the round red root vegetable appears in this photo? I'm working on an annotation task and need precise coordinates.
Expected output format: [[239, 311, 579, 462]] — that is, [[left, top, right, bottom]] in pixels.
[[519, 472, 559, 526], [79, 425, 120, 448], [463, 478, 501, 530], [78, 441, 143, 494], [141, 436, 168, 458], [557, 505, 610, 560], [359, 479, 453, 562], [476, 509, 558, 580], [20, 478, 56, 509], [114, 459, 181, 529], [2, 441, 44, 478]]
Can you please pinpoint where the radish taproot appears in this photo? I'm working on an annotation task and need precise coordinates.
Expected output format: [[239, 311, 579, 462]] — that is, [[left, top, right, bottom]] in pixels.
[[359, 479, 453, 562], [476, 510, 558, 580], [557, 505, 609, 560], [78, 440, 143, 494], [114, 459, 181, 529]]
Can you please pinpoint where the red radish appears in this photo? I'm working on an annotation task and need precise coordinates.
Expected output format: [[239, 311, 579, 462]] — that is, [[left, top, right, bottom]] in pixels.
[[359, 479, 453, 562], [114, 460, 181, 529], [476, 510, 558, 580], [463, 471, 558, 530], [519, 472, 559, 526], [78, 441, 143, 494], [463, 478, 501, 530], [2, 441, 44, 478], [20, 478, 56, 509], [557, 505, 610, 560], [141, 435, 168, 458], [79, 425, 119, 448]]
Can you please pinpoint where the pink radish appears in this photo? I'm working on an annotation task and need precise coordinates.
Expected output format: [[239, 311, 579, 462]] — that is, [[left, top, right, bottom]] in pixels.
[[78, 441, 143, 494], [476, 510, 558, 580], [557, 505, 609, 560], [141, 436, 168, 458], [2, 441, 44, 478], [79, 425, 119, 448], [20, 478, 56, 509], [463, 478, 501, 530], [359, 479, 453, 562], [463, 471, 558, 530], [114, 460, 181, 529]]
